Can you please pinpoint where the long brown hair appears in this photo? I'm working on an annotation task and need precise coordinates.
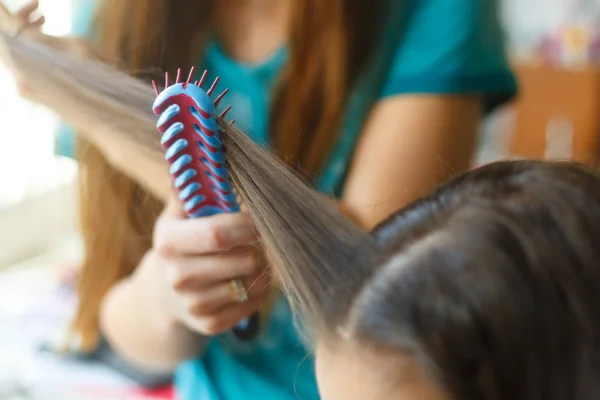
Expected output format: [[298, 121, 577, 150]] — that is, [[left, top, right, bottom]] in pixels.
[[72, 0, 383, 349]]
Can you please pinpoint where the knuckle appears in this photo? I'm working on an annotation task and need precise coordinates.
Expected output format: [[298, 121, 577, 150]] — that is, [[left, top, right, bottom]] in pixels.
[[155, 241, 173, 259], [201, 317, 223, 336], [238, 251, 259, 274], [190, 296, 212, 316], [13, 76, 30, 97], [153, 227, 172, 257], [248, 276, 269, 297], [205, 225, 224, 250], [245, 251, 260, 268], [165, 261, 186, 287], [171, 275, 193, 292]]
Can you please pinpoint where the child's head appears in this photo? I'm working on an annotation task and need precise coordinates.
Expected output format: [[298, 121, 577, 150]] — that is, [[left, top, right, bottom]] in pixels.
[[314, 160, 600, 400]]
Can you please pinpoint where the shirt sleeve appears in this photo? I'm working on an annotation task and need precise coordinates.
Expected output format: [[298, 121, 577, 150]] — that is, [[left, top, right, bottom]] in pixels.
[[55, 0, 98, 158], [381, 0, 517, 112], [71, 0, 98, 38]]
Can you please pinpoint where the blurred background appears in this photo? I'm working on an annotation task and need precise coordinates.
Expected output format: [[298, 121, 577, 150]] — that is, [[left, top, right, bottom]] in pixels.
[[0, 0, 78, 269], [1, 0, 600, 398]]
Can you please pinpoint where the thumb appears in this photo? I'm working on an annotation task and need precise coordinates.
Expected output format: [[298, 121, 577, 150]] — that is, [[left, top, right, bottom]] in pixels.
[[161, 191, 186, 219]]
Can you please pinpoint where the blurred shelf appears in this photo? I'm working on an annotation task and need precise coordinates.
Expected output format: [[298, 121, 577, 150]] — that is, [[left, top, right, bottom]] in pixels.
[[509, 62, 600, 163]]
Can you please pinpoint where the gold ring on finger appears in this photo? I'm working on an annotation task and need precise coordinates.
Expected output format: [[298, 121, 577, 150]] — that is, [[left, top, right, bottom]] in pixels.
[[229, 278, 248, 303]]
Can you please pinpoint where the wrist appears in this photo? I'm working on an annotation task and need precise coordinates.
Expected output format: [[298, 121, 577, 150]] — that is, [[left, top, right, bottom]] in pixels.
[[129, 251, 184, 330]]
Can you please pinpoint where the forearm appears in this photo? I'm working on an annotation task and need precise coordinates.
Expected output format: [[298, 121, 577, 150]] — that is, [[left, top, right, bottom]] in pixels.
[[342, 95, 481, 229], [100, 250, 206, 372], [336, 201, 365, 228]]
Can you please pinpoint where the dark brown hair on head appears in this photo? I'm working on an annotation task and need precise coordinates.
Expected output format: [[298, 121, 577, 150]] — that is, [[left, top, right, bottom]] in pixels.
[[350, 160, 600, 399]]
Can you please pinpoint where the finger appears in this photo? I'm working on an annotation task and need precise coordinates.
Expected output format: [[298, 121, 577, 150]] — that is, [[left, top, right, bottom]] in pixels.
[[0, 2, 10, 17], [0, 4, 15, 30], [185, 272, 270, 316], [13, 74, 31, 96], [166, 248, 261, 290], [29, 14, 44, 26], [16, 1, 39, 19], [242, 272, 271, 300], [197, 299, 264, 335], [160, 193, 186, 219], [154, 212, 257, 256]]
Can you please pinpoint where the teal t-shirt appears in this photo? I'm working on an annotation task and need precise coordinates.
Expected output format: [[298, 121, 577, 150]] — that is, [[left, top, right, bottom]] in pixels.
[[61, 1, 517, 399]]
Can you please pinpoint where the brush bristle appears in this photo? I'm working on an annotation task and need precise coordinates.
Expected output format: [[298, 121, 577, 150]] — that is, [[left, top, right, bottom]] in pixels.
[[214, 88, 229, 107], [198, 70, 208, 88], [207, 76, 220, 96], [186, 66, 195, 84], [219, 105, 232, 119], [153, 68, 235, 125]]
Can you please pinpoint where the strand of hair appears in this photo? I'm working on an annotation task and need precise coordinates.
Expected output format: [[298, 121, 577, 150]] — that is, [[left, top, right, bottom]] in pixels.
[[175, 68, 181, 84]]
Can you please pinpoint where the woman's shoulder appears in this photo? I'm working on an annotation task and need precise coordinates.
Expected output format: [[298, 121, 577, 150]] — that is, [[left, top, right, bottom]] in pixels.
[[380, 0, 516, 108], [387, 0, 509, 68]]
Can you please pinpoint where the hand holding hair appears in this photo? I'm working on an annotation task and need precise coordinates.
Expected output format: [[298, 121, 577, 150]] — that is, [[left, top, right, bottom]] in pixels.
[[1, 1, 101, 100], [0, 0, 44, 36], [0, 0, 44, 95], [152, 195, 269, 336]]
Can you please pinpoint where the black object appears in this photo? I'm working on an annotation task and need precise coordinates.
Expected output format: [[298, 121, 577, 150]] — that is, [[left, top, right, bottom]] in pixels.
[[232, 313, 260, 341], [39, 337, 172, 389]]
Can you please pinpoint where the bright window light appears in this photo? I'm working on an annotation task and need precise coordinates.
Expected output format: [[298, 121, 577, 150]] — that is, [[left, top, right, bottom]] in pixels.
[[0, 0, 77, 210]]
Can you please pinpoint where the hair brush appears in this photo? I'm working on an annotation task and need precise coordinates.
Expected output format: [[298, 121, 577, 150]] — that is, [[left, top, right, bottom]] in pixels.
[[152, 67, 259, 341]]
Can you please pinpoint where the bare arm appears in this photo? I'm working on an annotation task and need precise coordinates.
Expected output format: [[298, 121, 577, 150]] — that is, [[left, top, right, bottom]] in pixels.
[[99, 200, 264, 372], [100, 250, 206, 372], [342, 95, 482, 229]]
